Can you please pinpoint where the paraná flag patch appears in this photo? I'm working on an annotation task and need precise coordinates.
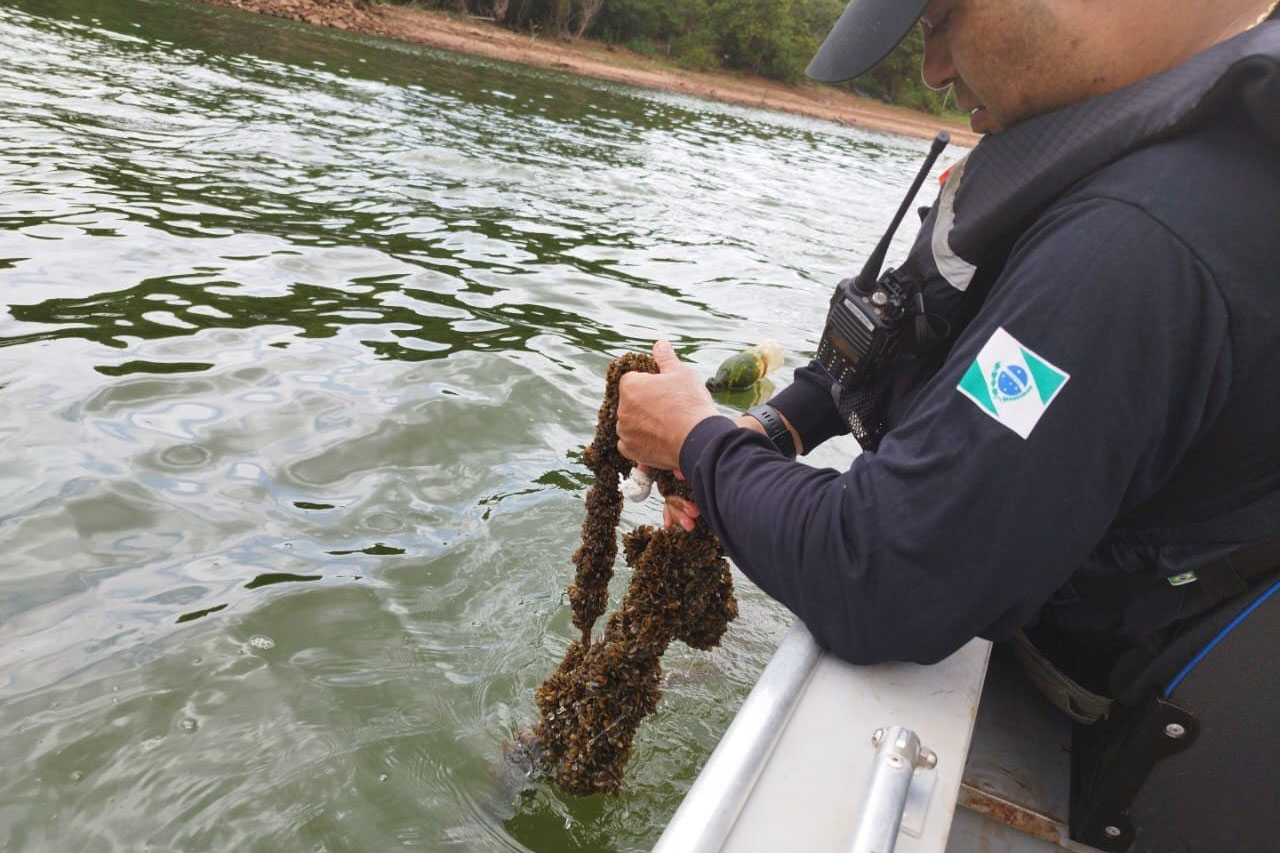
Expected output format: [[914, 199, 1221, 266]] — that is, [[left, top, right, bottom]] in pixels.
[[958, 327, 1069, 439]]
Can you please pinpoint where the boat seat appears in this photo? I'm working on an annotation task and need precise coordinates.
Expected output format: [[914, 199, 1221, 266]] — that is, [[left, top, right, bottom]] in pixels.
[[1069, 575, 1280, 852]]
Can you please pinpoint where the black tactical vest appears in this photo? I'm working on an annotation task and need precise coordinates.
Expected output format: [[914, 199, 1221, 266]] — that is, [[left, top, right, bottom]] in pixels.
[[837, 19, 1280, 451], [833, 20, 1280, 656]]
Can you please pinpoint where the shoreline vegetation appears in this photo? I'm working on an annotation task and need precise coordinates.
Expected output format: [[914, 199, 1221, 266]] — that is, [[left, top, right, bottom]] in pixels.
[[201, 0, 979, 145]]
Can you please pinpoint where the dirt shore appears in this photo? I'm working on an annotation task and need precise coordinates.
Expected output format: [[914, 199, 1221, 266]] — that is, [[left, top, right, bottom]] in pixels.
[[202, 0, 979, 145]]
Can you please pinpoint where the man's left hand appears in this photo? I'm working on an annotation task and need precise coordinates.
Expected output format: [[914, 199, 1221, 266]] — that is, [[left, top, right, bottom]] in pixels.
[[617, 340, 719, 472]]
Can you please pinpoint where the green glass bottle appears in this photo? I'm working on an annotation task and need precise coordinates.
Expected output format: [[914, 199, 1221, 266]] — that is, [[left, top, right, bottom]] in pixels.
[[705, 340, 784, 392]]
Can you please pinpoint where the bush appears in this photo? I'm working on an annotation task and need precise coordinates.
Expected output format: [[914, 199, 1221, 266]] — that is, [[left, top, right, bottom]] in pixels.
[[670, 31, 718, 71], [381, 0, 958, 115], [712, 0, 805, 82], [622, 36, 660, 58]]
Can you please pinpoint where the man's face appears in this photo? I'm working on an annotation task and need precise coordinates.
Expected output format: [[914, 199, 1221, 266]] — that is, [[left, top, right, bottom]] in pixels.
[[919, 0, 1088, 134]]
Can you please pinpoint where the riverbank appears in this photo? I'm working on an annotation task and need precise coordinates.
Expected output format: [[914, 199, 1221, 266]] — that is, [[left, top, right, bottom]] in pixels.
[[201, 0, 979, 145]]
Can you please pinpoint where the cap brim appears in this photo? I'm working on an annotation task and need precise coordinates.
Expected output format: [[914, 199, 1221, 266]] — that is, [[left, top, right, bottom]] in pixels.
[[807, 0, 931, 83]]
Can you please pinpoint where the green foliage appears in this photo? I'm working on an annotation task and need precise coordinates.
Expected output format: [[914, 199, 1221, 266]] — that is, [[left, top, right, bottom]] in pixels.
[[503, 0, 572, 33], [383, 0, 954, 115], [711, 0, 817, 84], [623, 36, 659, 59], [669, 31, 717, 71], [591, 0, 712, 61]]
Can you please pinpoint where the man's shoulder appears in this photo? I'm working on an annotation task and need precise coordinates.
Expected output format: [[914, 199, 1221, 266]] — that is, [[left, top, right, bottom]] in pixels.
[[1055, 113, 1279, 279], [1078, 111, 1277, 203]]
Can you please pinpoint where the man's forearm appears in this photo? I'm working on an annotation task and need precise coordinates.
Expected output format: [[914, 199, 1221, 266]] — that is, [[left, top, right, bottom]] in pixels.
[[765, 360, 849, 454], [734, 413, 804, 456]]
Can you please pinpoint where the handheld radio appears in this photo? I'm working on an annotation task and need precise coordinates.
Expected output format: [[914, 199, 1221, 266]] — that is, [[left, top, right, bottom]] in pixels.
[[815, 132, 951, 392]]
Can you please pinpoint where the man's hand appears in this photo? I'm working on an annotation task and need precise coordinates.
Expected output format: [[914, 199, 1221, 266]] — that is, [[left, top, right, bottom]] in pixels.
[[617, 340, 719, 473], [659, 483, 701, 532]]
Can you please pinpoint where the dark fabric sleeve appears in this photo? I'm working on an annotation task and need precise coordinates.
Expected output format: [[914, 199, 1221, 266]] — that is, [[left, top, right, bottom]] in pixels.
[[765, 360, 850, 454], [681, 197, 1233, 665]]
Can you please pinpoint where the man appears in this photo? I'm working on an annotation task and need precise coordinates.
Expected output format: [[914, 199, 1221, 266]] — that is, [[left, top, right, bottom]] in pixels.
[[616, 0, 1279, 690]]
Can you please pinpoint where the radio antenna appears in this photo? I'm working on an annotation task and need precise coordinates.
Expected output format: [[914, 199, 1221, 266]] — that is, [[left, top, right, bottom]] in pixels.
[[853, 131, 950, 294]]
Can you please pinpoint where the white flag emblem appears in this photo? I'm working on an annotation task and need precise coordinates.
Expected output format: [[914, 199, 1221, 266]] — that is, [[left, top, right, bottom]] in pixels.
[[957, 327, 1070, 439]]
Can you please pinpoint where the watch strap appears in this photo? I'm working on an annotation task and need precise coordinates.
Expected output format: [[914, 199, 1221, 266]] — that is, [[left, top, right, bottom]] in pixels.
[[746, 403, 796, 459]]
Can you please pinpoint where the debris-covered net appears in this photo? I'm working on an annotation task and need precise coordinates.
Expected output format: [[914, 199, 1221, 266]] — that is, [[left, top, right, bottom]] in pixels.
[[533, 352, 738, 796]]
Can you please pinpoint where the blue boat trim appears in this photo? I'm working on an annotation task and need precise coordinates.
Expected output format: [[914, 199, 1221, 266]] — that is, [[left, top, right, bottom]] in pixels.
[[1163, 578, 1280, 697]]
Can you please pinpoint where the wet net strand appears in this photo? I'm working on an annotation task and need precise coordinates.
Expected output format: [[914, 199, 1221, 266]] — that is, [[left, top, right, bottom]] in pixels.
[[532, 353, 738, 796]]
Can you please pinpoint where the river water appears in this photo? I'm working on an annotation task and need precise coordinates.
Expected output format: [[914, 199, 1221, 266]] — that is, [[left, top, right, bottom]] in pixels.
[[0, 1, 947, 850]]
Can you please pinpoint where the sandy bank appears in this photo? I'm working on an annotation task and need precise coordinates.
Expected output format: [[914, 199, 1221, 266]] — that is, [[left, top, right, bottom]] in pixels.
[[202, 0, 979, 146]]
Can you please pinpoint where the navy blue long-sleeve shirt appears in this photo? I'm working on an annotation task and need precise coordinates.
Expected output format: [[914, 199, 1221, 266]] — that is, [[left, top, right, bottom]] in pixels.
[[679, 116, 1280, 666]]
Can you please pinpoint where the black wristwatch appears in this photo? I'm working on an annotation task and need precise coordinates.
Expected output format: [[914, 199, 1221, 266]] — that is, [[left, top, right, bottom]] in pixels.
[[746, 404, 796, 460]]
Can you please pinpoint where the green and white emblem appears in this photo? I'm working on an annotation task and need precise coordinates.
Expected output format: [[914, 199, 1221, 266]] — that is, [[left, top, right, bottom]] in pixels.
[[958, 327, 1069, 439]]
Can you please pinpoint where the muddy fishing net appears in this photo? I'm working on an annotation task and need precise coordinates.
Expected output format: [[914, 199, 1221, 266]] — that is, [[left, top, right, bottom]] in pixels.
[[531, 352, 738, 796]]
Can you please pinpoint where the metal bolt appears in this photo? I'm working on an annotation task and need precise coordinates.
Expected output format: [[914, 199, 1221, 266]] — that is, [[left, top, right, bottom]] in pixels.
[[1104, 826, 1122, 839], [1164, 723, 1187, 739], [871, 291, 889, 306], [918, 747, 938, 770], [871, 728, 886, 747]]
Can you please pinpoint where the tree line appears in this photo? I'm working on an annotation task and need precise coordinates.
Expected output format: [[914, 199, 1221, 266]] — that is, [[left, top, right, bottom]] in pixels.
[[391, 0, 952, 114]]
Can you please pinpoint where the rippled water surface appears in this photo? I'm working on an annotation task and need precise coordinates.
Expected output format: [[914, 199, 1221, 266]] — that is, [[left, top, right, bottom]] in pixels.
[[0, 1, 947, 850]]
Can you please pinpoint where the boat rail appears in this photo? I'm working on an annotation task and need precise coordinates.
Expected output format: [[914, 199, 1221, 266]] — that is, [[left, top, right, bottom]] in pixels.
[[655, 620, 993, 852], [653, 621, 823, 853]]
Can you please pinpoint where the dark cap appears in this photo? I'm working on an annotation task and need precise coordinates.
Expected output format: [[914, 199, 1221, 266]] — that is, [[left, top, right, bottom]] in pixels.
[[807, 0, 932, 83]]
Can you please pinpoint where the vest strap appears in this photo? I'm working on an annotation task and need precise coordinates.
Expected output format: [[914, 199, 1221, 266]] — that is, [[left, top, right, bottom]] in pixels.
[[1011, 631, 1115, 723], [1188, 531, 1280, 606], [1060, 531, 1280, 612]]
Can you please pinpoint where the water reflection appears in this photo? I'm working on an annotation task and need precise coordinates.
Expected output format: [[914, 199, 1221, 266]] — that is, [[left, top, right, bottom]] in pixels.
[[8, 270, 649, 359]]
